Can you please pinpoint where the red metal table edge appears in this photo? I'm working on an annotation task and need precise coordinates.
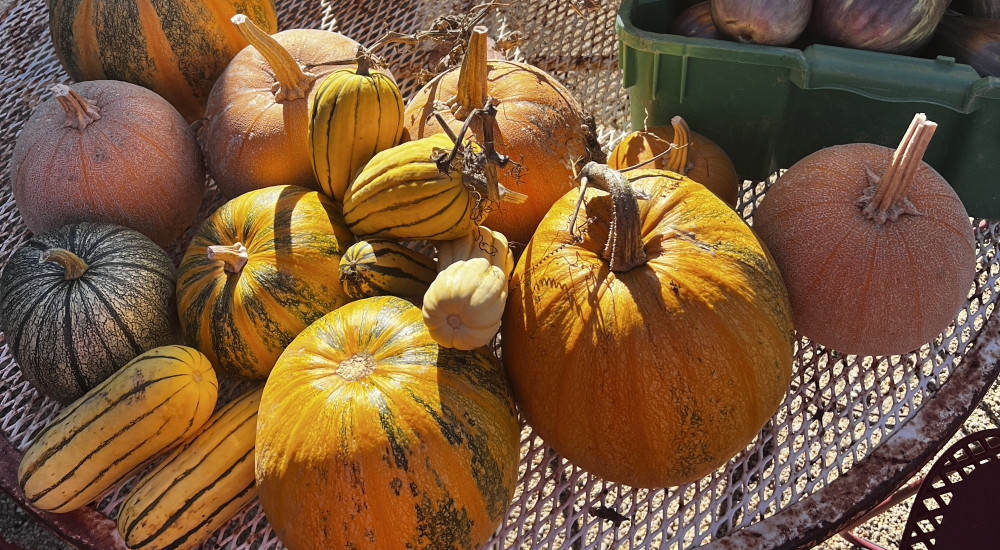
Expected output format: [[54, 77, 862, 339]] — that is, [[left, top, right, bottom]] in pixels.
[[703, 308, 1000, 550], [0, 437, 129, 550]]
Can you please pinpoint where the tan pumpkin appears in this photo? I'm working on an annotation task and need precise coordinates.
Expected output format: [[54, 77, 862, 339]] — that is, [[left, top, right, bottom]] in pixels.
[[200, 15, 368, 199], [46, 0, 277, 122], [752, 113, 977, 356], [608, 116, 741, 207], [502, 163, 794, 487], [10, 81, 205, 248], [404, 26, 604, 246]]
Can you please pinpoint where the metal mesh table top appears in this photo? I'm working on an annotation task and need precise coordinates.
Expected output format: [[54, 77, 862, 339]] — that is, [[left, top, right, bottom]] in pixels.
[[1, 1, 999, 549]]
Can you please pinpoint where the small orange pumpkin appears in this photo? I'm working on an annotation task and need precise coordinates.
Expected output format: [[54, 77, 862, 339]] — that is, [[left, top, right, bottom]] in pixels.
[[502, 163, 794, 487], [403, 26, 604, 246], [752, 113, 977, 356], [608, 116, 740, 207]]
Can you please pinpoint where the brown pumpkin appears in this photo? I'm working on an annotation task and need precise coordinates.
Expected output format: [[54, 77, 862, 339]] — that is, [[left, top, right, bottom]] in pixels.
[[751, 113, 977, 356], [403, 26, 604, 247], [200, 15, 366, 199], [10, 81, 205, 248], [46, 0, 277, 123], [502, 163, 794, 488], [608, 116, 741, 207]]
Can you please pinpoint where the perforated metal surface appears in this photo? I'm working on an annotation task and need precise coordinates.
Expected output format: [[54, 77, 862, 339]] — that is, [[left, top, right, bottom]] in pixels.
[[0, 1, 998, 549]]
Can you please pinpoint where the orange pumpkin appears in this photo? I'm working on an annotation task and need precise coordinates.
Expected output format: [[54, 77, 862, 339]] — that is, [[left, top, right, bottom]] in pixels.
[[256, 295, 519, 550], [502, 163, 794, 488], [608, 116, 740, 207], [10, 81, 205, 248], [751, 113, 977, 356], [403, 26, 604, 247]]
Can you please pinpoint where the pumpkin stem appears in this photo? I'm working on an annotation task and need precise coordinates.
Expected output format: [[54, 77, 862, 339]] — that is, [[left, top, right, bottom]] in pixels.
[[207, 242, 249, 274], [232, 14, 314, 102], [665, 116, 692, 175], [39, 248, 88, 280], [859, 113, 935, 224], [452, 26, 490, 119], [52, 84, 101, 130], [577, 162, 647, 272], [337, 353, 376, 381]]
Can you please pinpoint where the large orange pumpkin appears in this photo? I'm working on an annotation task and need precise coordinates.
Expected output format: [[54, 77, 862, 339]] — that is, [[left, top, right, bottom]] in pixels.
[[46, 0, 277, 122], [502, 163, 794, 488], [256, 295, 520, 550], [751, 113, 977, 356], [403, 26, 604, 247]]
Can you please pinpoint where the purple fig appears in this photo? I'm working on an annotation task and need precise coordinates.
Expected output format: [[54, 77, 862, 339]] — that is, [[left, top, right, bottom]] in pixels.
[[930, 13, 1000, 77], [674, 2, 724, 39], [811, 0, 951, 54], [710, 0, 811, 46]]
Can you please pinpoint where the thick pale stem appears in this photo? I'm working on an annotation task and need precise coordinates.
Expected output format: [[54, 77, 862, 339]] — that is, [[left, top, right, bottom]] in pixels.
[[39, 248, 88, 280], [872, 113, 936, 212], [665, 115, 692, 175], [578, 162, 647, 272], [232, 14, 313, 102], [454, 26, 490, 119], [52, 84, 101, 130], [207, 242, 249, 274]]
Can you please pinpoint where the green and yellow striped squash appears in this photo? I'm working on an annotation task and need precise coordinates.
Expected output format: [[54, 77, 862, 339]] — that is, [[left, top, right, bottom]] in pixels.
[[118, 384, 263, 550], [0, 222, 180, 405], [256, 295, 520, 550], [309, 61, 405, 202], [17, 345, 218, 513], [176, 185, 356, 380], [423, 225, 514, 350], [338, 239, 436, 300], [46, 0, 278, 123], [343, 133, 485, 241]]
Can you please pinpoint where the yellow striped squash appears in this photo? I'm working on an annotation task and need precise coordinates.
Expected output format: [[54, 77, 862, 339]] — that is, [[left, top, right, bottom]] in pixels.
[[338, 239, 436, 300], [309, 60, 404, 202], [176, 185, 356, 379], [343, 133, 485, 240], [423, 226, 513, 350], [117, 384, 263, 550], [256, 295, 520, 550], [17, 345, 218, 513]]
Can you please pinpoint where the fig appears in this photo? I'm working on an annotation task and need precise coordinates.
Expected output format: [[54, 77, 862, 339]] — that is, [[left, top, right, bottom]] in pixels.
[[674, 1, 724, 39], [929, 13, 1000, 77], [710, 0, 811, 46], [810, 0, 951, 54]]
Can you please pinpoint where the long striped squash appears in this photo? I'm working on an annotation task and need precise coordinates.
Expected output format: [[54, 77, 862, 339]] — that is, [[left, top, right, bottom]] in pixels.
[[339, 239, 436, 300], [117, 384, 263, 550], [176, 185, 356, 379], [343, 133, 486, 240], [256, 295, 520, 550], [17, 345, 218, 513], [309, 59, 404, 202], [46, 0, 278, 122]]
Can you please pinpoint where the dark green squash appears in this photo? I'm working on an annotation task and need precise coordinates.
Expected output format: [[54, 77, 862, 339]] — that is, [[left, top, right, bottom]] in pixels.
[[0, 222, 181, 404]]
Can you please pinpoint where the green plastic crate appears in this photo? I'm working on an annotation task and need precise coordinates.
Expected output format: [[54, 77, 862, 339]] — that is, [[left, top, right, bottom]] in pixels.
[[617, 0, 1000, 219]]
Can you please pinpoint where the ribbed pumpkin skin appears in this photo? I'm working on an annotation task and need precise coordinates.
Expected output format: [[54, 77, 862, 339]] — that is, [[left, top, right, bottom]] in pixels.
[[339, 240, 436, 300], [256, 295, 520, 550], [201, 28, 362, 199], [404, 61, 602, 246], [0, 222, 180, 404], [176, 185, 355, 379], [608, 126, 740, 207], [46, 0, 277, 122], [118, 384, 263, 550], [309, 67, 405, 202], [343, 134, 484, 240], [17, 345, 218, 513], [502, 169, 795, 487], [9, 80, 205, 247], [751, 144, 977, 356]]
